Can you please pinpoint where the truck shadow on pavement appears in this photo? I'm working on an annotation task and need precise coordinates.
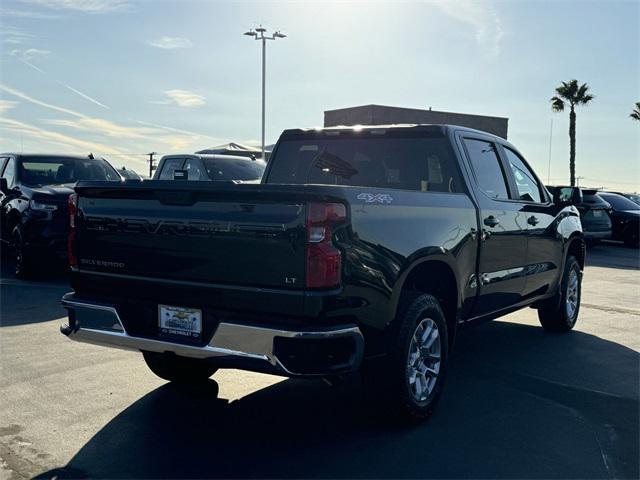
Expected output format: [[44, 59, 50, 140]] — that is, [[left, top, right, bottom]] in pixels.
[[37, 320, 639, 479]]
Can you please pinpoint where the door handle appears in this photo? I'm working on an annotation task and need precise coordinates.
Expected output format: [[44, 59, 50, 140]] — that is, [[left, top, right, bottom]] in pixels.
[[483, 215, 500, 228], [527, 216, 540, 226]]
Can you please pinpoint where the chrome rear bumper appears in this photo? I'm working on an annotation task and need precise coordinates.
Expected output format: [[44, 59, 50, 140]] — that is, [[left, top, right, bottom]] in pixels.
[[60, 293, 364, 377]]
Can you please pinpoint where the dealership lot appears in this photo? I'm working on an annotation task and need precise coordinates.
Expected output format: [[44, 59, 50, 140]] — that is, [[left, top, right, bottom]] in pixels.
[[0, 244, 638, 479]]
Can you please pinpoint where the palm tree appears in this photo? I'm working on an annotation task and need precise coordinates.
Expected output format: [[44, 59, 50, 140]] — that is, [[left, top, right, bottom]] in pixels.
[[550, 79, 594, 186], [631, 102, 640, 122]]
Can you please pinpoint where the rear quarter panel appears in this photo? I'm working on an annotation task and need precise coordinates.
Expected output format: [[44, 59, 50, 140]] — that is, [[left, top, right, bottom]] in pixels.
[[317, 187, 478, 332]]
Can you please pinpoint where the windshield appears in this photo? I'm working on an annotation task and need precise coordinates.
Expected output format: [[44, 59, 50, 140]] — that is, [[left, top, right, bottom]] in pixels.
[[267, 136, 463, 192], [599, 193, 640, 211], [18, 157, 121, 186], [202, 158, 265, 181], [624, 194, 640, 205]]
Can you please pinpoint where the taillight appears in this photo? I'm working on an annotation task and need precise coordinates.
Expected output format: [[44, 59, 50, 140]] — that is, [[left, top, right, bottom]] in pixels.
[[67, 193, 78, 268], [305, 202, 346, 289]]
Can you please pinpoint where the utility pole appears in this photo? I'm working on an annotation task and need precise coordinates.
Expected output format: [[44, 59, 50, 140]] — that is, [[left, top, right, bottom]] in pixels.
[[244, 26, 286, 160], [147, 152, 157, 178]]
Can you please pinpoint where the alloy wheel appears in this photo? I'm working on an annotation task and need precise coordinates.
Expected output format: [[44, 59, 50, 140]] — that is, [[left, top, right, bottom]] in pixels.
[[406, 318, 441, 403], [565, 269, 579, 320]]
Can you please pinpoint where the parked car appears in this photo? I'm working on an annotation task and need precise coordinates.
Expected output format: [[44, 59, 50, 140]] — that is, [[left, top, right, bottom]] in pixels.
[[607, 191, 640, 206], [153, 154, 266, 182], [0, 153, 122, 277], [547, 186, 611, 245], [118, 166, 143, 180], [598, 192, 640, 247], [61, 125, 584, 421]]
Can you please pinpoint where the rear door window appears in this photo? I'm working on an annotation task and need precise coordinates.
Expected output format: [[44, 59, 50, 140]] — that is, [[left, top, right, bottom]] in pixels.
[[158, 158, 184, 180], [463, 138, 509, 200], [503, 148, 543, 203]]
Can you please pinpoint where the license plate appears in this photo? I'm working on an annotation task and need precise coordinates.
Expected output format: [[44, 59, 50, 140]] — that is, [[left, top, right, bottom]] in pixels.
[[158, 305, 202, 339], [594, 210, 602, 217]]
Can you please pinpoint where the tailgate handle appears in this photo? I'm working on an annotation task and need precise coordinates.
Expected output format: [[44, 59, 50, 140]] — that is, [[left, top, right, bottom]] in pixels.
[[155, 191, 197, 206]]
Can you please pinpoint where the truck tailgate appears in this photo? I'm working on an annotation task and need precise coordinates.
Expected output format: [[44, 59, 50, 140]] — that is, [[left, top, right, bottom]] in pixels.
[[74, 182, 308, 290]]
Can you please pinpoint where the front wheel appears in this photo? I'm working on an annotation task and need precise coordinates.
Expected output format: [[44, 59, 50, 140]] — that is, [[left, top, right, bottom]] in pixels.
[[12, 226, 34, 279], [538, 255, 582, 332], [143, 351, 217, 383], [366, 294, 449, 422]]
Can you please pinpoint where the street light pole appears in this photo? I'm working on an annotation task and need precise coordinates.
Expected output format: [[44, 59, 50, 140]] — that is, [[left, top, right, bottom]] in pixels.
[[244, 26, 286, 160], [261, 35, 266, 160]]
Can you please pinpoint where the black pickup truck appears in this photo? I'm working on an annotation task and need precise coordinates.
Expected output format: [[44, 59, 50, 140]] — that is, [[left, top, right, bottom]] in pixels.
[[61, 125, 585, 420]]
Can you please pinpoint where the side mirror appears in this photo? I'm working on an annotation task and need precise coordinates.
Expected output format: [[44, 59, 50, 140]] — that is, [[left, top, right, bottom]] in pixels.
[[553, 186, 583, 206], [0, 178, 8, 194]]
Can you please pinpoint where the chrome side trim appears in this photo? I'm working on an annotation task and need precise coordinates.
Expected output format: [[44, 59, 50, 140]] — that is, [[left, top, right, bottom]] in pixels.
[[61, 294, 364, 377]]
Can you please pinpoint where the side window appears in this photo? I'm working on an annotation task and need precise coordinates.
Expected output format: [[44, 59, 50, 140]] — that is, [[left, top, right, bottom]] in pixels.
[[463, 138, 509, 200], [504, 148, 542, 203], [2, 158, 16, 188], [158, 158, 184, 180], [184, 158, 207, 181]]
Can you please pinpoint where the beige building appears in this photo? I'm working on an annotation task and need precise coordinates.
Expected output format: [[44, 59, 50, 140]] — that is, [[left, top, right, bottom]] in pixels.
[[324, 104, 509, 139]]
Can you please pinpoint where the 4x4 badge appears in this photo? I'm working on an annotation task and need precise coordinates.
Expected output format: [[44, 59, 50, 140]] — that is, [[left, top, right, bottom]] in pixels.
[[357, 193, 393, 204]]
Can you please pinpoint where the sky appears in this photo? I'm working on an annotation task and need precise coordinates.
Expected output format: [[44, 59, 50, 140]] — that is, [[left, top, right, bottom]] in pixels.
[[0, 0, 638, 190]]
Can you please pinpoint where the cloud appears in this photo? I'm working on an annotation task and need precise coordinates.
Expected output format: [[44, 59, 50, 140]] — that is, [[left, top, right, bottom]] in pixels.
[[19, 0, 130, 14], [9, 48, 50, 61], [147, 36, 193, 49], [0, 83, 84, 117], [1, 26, 36, 44], [0, 117, 129, 156], [0, 8, 61, 18], [45, 117, 151, 139], [0, 84, 209, 157], [433, 0, 504, 57], [136, 120, 221, 142], [0, 100, 19, 113], [161, 89, 206, 107]]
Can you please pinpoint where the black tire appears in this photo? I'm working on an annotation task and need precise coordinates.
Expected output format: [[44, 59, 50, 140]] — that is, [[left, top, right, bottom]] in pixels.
[[366, 294, 449, 422], [538, 255, 582, 333], [142, 351, 217, 383], [12, 226, 34, 279], [624, 231, 639, 248]]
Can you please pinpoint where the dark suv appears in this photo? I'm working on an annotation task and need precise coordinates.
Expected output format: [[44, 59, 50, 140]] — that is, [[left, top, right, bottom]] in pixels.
[[598, 192, 640, 247], [0, 153, 122, 277], [548, 186, 611, 245]]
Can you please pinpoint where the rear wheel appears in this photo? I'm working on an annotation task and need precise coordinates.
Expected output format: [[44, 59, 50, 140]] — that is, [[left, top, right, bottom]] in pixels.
[[142, 351, 217, 383], [366, 294, 448, 422], [538, 255, 582, 332]]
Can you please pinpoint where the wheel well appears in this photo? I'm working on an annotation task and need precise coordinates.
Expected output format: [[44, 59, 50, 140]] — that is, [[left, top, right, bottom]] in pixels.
[[398, 260, 458, 347], [568, 237, 586, 270]]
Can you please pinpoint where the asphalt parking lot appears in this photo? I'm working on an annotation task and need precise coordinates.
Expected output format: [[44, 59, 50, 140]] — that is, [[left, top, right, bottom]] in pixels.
[[1, 243, 638, 479]]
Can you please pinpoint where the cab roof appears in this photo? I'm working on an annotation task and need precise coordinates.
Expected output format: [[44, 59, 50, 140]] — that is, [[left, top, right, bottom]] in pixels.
[[280, 124, 503, 141]]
